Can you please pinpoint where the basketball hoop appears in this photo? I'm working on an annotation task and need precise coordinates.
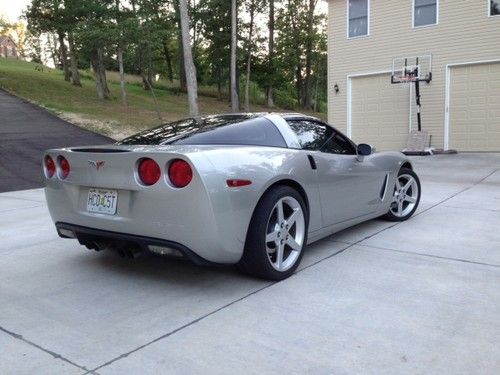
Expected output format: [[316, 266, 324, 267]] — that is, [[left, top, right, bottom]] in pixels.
[[392, 74, 417, 85], [390, 55, 433, 135]]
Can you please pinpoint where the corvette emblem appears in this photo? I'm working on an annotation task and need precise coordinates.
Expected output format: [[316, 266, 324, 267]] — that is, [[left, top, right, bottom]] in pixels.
[[88, 160, 105, 170]]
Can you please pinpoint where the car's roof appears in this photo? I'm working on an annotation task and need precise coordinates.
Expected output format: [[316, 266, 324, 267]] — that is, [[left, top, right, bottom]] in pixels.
[[193, 112, 322, 122]]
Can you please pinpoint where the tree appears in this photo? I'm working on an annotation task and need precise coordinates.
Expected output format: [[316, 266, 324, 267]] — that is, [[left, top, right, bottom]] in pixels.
[[179, 0, 199, 116], [266, 0, 274, 108], [230, 0, 239, 112]]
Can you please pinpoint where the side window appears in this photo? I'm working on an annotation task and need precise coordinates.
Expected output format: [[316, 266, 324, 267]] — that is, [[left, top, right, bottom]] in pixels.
[[322, 132, 357, 155], [287, 120, 333, 151], [413, 0, 438, 27], [287, 120, 356, 155]]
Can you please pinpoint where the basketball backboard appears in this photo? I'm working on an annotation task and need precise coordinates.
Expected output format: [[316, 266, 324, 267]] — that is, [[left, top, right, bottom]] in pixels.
[[391, 55, 432, 84]]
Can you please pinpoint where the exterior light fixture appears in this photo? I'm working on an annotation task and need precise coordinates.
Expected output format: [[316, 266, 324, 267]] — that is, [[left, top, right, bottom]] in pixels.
[[334, 83, 339, 94]]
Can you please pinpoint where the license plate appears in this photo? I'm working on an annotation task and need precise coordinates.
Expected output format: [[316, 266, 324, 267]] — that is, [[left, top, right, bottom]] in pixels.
[[87, 188, 118, 215]]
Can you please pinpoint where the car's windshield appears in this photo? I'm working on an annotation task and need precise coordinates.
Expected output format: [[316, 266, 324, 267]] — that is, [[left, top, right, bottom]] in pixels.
[[117, 114, 287, 148]]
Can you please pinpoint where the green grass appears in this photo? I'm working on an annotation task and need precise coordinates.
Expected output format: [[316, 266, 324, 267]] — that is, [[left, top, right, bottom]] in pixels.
[[0, 58, 326, 138]]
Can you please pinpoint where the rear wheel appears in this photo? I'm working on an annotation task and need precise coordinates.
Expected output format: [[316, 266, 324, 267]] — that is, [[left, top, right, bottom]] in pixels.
[[382, 168, 421, 221], [238, 186, 308, 281]]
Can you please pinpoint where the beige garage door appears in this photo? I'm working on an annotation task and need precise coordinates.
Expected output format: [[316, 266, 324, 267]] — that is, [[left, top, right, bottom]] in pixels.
[[449, 63, 500, 151], [351, 73, 410, 151]]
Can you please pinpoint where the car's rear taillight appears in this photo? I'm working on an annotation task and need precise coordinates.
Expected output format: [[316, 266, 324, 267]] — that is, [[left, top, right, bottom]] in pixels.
[[168, 159, 192, 188], [58, 156, 70, 179], [138, 158, 161, 186], [44, 155, 55, 178]]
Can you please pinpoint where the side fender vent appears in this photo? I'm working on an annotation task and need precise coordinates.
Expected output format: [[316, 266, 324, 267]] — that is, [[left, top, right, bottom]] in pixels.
[[380, 173, 390, 201]]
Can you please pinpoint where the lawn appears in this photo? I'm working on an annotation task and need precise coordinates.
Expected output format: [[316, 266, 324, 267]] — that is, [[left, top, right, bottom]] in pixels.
[[0, 59, 326, 139]]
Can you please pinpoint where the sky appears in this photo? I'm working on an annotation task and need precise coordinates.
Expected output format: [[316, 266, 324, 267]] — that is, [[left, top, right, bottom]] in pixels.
[[0, 0, 31, 22]]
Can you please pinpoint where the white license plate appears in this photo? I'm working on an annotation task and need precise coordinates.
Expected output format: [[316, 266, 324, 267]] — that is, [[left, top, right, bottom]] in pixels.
[[87, 189, 118, 215]]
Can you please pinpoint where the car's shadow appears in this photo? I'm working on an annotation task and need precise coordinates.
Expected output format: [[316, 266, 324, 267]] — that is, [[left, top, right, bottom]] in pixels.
[[71, 249, 259, 287]]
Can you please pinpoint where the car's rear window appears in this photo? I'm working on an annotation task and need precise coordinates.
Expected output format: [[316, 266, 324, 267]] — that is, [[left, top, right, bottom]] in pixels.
[[117, 115, 287, 148]]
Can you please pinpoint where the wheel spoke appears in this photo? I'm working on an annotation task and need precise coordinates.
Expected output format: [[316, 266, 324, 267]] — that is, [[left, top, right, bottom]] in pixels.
[[404, 195, 417, 203], [397, 201, 403, 215], [286, 209, 299, 227], [286, 237, 301, 252], [266, 230, 278, 243], [396, 179, 403, 190], [275, 243, 284, 269], [402, 178, 414, 193], [276, 200, 285, 223]]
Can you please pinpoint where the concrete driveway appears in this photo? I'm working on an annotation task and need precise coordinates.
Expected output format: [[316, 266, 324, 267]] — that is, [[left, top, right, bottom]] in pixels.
[[1, 153, 499, 374]]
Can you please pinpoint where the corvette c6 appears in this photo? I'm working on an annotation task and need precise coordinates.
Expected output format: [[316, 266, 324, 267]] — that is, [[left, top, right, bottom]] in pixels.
[[44, 113, 421, 280]]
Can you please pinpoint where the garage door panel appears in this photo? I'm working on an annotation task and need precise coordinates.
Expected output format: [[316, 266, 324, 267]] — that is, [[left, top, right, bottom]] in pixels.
[[449, 63, 500, 151], [351, 74, 409, 151]]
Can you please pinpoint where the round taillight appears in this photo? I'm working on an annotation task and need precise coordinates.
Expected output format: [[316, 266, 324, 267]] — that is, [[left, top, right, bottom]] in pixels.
[[44, 155, 55, 178], [138, 158, 161, 186], [58, 156, 70, 179], [168, 159, 193, 188]]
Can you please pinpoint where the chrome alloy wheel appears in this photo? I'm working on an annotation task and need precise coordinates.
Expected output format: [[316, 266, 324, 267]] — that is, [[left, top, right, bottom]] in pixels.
[[265, 196, 306, 272], [390, 173, 419, 218]]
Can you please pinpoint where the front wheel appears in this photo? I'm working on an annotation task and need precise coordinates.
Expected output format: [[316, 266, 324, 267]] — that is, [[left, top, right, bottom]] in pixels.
[[238, 186, 308, 281], [382, 168, 421, 221]]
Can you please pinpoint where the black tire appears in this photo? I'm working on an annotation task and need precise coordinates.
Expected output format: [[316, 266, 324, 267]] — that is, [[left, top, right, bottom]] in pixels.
[[382, 167, 421, 222], [237, 185, 308, 281]]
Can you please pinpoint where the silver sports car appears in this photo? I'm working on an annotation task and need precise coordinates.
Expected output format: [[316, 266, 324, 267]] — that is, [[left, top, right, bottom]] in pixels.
[[44, 113, 421, 280]]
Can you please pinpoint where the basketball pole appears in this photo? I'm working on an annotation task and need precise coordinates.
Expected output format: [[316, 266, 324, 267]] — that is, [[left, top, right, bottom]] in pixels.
[[414, 66, 422, 132]]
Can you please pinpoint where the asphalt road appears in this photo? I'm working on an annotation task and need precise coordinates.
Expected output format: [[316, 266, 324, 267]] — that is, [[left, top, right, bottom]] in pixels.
[[1, 153, 499, 374], [0, 89, 112, 193]]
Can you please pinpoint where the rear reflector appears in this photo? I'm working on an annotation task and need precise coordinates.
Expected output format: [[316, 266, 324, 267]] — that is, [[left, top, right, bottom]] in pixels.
[[44, 155, 55, 178], [168, 159, 193, 188], [138, 158, 161, 186], [58, 156, 70, 179], [227, 179, 252, 187]]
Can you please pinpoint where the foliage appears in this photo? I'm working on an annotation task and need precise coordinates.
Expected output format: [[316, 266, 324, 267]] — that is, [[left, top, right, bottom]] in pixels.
[[22, 0, 328, 113]]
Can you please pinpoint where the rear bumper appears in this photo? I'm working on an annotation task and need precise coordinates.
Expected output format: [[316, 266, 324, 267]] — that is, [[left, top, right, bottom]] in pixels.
[[55, 222, 216, 266]]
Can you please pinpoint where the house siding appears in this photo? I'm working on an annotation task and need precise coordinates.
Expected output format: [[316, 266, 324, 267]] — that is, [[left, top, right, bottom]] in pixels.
[[328, 0, 500, 148]]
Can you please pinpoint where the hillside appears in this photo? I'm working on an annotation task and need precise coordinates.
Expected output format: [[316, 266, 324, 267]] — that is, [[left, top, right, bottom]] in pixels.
[[0, 59, 326, 140]]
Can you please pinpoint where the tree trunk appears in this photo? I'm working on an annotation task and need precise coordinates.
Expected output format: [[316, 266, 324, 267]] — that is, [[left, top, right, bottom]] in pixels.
[[162, 40, 174, 82], [98, 48, 110, 97], [47, 33, 59, 69], [179, 0, 199, 116], [67, 33, 81, 87], [230, 0, 239, 112], [91, 48, 110, 100], [174, 1, 187, 92], [244, 0, 255, 112], [302, 0, 316, 110], [267, 0, 274, 108], [90, 49, 105, 100], [118, 48, 127, 105], [57, 31, 71, 82]]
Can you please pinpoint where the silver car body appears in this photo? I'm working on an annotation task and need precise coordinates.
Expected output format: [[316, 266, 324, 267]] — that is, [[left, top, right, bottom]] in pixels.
[[44, 114, 412, 264]]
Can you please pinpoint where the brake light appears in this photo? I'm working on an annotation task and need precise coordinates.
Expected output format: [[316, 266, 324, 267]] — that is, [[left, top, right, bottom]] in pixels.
[[138, 158, 161, 186], [168, 159, 192, 188], [44, 155, 55, 178], [58, 156, 70, 179]]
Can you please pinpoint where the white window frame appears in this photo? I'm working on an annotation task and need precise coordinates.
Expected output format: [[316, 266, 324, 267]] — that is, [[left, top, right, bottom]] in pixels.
[[489, 0, 500, 17], [347, 0, 370, 39], [412, 0, 439, 28]]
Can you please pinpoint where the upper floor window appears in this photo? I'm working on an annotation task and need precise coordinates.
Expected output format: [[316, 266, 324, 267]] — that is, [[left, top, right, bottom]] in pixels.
[[413, 0, 438, 27], [348, 0, 369, 38], [491, 0, 500, 16]]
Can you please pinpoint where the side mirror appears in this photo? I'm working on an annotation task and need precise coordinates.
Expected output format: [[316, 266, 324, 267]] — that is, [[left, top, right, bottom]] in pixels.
[[356, 143, 373, 161]]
